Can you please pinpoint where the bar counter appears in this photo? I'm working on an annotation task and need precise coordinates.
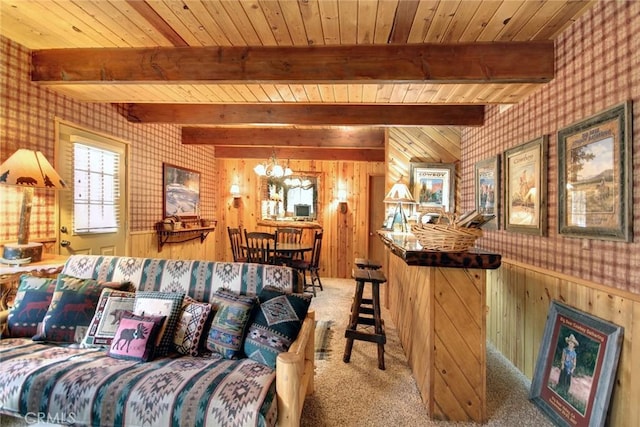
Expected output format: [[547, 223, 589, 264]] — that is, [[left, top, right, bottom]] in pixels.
[[377, 230, 501, 423], [377, 231, 501, 269]]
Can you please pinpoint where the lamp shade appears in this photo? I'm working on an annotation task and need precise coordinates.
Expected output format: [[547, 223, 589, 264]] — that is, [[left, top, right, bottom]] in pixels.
[[0, 149, 66, 263], [0, 149, 66, 189], [384, 182, 415, 204]]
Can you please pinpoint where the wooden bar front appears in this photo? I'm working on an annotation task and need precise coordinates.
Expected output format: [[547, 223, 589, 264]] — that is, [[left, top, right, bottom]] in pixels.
[[378, 231, 501, 423]]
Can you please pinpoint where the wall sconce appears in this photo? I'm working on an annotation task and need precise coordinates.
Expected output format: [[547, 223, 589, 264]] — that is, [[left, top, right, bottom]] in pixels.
[[230, 184, 241, 208], [338, 189, 348, 214]]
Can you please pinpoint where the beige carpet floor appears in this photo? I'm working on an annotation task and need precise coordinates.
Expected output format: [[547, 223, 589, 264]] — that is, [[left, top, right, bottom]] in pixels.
[[301, 277, 554, 427]]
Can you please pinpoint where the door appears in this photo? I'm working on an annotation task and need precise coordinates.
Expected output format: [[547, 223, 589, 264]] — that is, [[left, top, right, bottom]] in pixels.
[[57, 122, 128, 256], [368, 175, 387, 271]]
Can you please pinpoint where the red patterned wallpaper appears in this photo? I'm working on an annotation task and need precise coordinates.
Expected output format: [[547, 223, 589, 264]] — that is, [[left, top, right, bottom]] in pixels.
[[462, 1, 640, 293], [0, 37, 217, 242]]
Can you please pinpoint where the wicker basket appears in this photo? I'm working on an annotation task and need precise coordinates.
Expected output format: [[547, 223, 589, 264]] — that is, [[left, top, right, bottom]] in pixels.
[[412, 212, 483, 252]]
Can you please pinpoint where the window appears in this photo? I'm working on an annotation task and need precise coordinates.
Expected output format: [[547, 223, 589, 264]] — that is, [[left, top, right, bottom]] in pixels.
[[72, 143, 120, 233]]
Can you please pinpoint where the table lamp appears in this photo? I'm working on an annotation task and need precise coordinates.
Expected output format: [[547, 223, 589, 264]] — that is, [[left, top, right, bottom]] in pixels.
[[383, 182, 416, 233], [0, 149, 66, 263]]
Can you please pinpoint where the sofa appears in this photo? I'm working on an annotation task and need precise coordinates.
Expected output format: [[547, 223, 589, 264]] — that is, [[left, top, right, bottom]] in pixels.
[[0, 255, 315, 427]]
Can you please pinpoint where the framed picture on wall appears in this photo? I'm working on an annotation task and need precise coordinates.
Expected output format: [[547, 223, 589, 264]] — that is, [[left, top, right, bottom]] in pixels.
[[530, 300, 623, 427], [163, 163, 200, 218], [409, 162, 456, 213], [557, 101, 633, 241], [503, 136, 548, 235], [474, 155, 500, 230]]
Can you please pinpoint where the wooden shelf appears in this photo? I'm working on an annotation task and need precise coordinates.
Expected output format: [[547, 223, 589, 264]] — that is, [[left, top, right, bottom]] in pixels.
[[155, 222, 217, 252], [257, 219, 322, 229]]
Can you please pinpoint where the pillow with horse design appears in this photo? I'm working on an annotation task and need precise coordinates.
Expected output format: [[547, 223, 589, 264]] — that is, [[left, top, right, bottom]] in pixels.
[[5, 275, 57, 338], [32, 274, 126, 343], [107, 311, 166, 362], [81, 288, 136, 348]]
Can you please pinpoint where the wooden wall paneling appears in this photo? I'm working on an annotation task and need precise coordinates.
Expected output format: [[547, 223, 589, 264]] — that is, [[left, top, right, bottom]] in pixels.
[[487, 260, 640, 427], [629, 303, 640, 427], [129, 231, 215, 262], [130, 232, 154, 258], [213, 157, 384, 278]]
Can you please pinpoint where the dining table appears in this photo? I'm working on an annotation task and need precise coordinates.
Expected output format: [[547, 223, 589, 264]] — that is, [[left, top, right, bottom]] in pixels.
[[273, 242, 313, 257]]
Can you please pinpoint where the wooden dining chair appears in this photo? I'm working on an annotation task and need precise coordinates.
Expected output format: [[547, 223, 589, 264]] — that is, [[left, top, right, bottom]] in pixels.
[[289, 230, 323, 296], [244, 231, 277, 264], [227, 226, 247, 262], [274, 227, 303, 266]]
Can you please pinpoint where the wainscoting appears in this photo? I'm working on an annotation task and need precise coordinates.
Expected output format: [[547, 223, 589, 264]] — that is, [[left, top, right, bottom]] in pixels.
[[487, 260, 640, 427]]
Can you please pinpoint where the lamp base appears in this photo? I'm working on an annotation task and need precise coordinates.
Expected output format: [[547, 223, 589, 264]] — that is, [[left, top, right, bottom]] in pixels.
[[2, 242, 43, 263]]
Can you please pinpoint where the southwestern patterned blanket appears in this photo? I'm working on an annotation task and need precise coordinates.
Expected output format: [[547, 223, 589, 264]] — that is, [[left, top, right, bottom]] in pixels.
[[0, 338, 277, 427]]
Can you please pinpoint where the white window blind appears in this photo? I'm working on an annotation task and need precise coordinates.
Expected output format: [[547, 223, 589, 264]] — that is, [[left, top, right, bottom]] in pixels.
[[73, 143, 119, 233]]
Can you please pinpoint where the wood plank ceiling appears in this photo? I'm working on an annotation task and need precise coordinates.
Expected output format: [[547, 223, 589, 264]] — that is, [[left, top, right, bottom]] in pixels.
[[0, 0, 596, 162]]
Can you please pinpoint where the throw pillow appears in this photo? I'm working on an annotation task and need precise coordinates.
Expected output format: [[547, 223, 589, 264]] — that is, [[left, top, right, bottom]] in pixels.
[[6, 275, 57, 338], [173, 296, 212, 356], [206, 288, 256, 359], [32, 274, 125, 343], [107, 311, 166, 362], [81, 288, 136, 348], [133, 291, 185, 357], [244, 286, 312, 368]]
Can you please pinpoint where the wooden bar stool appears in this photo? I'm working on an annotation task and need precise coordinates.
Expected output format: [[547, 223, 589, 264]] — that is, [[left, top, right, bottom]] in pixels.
[[354, 257, 382, 270], [343, 267, 387, 370]]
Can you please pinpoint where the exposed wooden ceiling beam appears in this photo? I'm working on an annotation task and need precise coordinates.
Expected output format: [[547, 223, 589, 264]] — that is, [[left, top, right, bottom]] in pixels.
[[31, 42, 554, 84], [214, 146, 384, 162], [126, 104, 484, 126], [125, 0, 189, 47], [183, 127, 385, 148]]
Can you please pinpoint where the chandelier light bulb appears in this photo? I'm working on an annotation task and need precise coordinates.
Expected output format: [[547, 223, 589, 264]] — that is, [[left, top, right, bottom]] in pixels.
[[272, 164, 284, 177]]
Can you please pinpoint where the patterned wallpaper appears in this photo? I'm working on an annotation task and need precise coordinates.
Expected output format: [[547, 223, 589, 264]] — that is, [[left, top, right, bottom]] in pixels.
[[0, 36, 217, 242], [461, 0, 640, 293]]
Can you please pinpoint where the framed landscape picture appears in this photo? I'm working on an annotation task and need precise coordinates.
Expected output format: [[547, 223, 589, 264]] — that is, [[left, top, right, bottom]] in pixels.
[[409, 162, 455, 213], [474, 155, 500, 230], [503, 136, 548, 235], [557, 101, 633, 241], [530, 300, 623, 427], [163, 163, 200, 218]]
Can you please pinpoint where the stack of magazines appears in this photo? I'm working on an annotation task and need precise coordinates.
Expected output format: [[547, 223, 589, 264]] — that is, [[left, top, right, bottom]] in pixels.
[[455, 210, 496, 228]]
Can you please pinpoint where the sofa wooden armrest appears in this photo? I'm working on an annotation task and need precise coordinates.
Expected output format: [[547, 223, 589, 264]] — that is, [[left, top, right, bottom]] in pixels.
[[0, 309, 8, 336], [276, 309, 315, 427]]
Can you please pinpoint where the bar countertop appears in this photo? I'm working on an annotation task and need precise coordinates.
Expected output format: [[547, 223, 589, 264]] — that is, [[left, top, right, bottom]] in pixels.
[[377, 230, 502, 269]]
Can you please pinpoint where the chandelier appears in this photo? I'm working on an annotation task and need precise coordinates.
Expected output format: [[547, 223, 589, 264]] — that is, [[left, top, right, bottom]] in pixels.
[[253, 150, 293, 178]]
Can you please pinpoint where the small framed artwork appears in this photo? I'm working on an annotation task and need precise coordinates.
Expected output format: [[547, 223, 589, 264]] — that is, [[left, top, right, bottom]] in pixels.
[[503, 136, 548, 235], [474, 155, 500, 230], [409, 162, 455, 213], [163, 163, 200, 218], [530, 300, 623, 427], [557, 101, 633, 241]]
